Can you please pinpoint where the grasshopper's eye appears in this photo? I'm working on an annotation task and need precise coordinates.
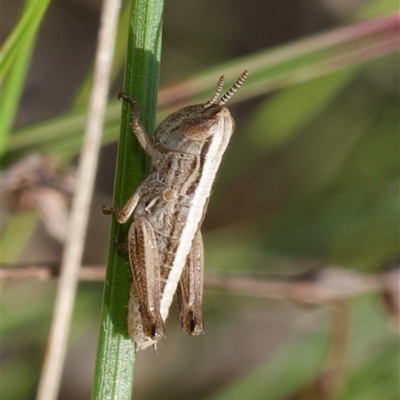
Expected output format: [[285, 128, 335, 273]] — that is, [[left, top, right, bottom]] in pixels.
[[180, 116, 219, 140]]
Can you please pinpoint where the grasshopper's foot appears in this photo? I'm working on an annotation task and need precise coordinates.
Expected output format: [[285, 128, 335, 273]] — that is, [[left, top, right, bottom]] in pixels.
[[102, 205, 119, 216], [117, 90, 141, 119]]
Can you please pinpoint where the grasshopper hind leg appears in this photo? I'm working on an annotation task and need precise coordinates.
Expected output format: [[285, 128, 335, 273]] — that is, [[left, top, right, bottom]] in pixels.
[[177, 231, 204, 336], [127, 217, 164, 344]]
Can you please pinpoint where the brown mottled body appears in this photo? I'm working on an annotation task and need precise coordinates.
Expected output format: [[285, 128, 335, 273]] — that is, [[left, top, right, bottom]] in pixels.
[[105, 71, 248, 350]]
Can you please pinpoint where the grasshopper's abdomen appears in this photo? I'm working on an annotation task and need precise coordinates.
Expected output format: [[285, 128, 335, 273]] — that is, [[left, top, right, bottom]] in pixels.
[[135, 152, 207, 283]]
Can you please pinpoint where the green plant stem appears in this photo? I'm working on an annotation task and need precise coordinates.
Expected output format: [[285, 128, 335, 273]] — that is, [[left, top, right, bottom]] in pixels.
[[91, 1, 164, 399]]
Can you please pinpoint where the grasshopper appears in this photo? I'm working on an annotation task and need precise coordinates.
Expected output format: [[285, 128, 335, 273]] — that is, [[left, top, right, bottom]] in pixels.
[[104, 71, 248, 350]]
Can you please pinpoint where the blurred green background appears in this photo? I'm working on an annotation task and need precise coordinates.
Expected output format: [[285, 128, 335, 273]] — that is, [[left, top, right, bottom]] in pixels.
[[1, 0, 399, 399]]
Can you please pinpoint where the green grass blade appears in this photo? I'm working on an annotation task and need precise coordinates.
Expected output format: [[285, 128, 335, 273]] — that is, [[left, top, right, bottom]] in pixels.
[[1, 35, 35, 154], [0, 0, 52, 153], [91, 1, 164, 399], [1, 0, 51, 79]]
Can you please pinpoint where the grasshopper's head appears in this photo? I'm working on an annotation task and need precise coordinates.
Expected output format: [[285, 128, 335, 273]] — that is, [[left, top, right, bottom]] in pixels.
[[153, 71, 248, 155]]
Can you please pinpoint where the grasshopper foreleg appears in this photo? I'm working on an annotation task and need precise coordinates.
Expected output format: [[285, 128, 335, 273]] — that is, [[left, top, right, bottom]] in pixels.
[[118, 91, 158, 160]]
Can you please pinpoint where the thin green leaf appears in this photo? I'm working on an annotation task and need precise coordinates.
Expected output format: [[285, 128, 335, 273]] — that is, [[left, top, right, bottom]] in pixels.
[[1, 0, 51, 79], [91, 1, 164, 399], [0, 0, 52, 153], [1, 34, 35, 154]]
